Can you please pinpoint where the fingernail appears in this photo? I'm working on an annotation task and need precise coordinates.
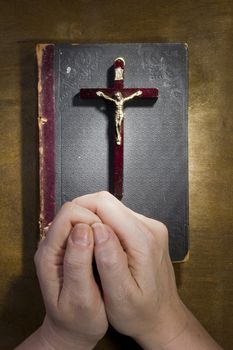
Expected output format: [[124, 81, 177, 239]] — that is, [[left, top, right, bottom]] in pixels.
[[71, 225, 91, 246], [92, 223, 109, 245]]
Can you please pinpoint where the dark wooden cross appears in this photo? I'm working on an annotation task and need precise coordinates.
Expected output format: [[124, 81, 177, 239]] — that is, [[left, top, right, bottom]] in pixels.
[[80, 57, 158, 199]]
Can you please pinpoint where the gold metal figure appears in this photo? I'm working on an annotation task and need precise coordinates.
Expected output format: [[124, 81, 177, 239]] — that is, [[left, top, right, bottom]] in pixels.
[[96, 90, 142, 145]]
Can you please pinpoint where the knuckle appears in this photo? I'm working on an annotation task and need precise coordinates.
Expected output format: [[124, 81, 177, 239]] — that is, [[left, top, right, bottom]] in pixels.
[[63, 253, 88, 276], [96, 190, 113, 201], [63, 254, 77, 270], [98, 251, 119, 271], [34, 247, 44, 274], [63, 266, 79, 284], [34, 243, 43, 265], [60, 201, 75, 214], [147, 220, 169, 248], [136, 220, 156, 246], [159, 222, 169, 235], [34, 244, 55, 275], [34, 249, 40, 267], [158, 222, 169, 245]]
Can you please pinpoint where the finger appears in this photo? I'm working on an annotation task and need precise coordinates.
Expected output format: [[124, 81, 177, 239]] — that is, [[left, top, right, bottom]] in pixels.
[[44, 201, 101, 253], [92, 223, 138, 305], [129, 210, 169, 248], [59, 224, 101, 308], [35, 202, 101, 308], [73, 192, 152, 254]]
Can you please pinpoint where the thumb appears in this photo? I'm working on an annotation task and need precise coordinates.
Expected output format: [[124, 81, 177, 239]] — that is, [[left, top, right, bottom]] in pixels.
[[92, 223, 137, 304], [60, 223, 96, 303]]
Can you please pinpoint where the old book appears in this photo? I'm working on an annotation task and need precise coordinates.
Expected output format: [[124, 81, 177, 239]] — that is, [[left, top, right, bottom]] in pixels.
[[37, 43, 189, 262]]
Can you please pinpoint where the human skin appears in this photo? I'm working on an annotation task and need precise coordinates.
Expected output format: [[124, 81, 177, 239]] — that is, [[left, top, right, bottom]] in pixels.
[[16, 191, 222, 350], [15, 202, 108, 350], [73, 191, 222, 350]]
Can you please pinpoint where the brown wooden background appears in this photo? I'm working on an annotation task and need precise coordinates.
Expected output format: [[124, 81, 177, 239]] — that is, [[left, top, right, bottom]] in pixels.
[[0, 0, 232, 348]]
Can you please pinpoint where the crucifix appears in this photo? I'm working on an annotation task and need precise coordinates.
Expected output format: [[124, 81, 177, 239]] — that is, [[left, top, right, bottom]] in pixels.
[[80, 57, 158, 199]]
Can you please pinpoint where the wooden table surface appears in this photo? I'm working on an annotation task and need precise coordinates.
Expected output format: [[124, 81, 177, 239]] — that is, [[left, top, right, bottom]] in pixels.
[[0, 0, 232, 348]]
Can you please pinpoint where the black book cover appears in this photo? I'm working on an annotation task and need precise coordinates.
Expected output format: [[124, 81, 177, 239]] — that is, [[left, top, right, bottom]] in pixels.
[[37, 43, 189, 262]]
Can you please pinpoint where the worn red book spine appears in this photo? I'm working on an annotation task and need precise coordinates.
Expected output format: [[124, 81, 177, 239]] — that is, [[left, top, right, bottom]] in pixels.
[[37, 44, 55, 237]]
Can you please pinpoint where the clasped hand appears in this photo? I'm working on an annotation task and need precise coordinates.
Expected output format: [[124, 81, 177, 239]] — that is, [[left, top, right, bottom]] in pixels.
[[33, 191, 184, 350], [17, 191, 221, 350]]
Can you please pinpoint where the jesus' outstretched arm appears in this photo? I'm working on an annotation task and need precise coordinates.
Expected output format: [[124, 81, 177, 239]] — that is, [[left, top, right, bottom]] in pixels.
[[96, 91, 116, 103], [123, 90, 142, 102]]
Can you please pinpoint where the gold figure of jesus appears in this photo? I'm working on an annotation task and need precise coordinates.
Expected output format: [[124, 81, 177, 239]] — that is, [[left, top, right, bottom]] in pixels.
[[96, 90, 142, 145]]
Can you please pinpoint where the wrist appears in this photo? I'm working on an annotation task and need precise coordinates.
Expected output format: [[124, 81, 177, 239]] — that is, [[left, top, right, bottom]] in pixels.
[[134, 301, 222, 350], [134, 299, 187, 350], [40, 316, 96, 350]]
